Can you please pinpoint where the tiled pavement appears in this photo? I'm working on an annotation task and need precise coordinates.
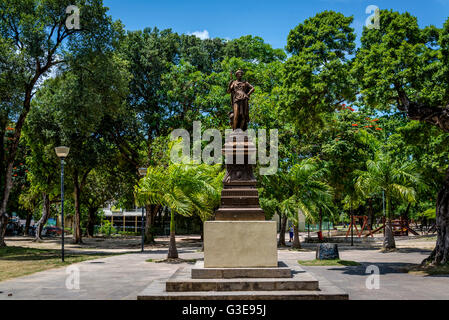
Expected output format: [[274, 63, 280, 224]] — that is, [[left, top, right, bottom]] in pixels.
[[1, 242, 448, 300]]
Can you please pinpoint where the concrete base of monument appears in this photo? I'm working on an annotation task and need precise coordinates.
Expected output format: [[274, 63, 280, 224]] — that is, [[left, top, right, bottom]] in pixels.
[[137, 261, 349, 300], [191, 261, 292, 279], [204, 221, 277, 268]]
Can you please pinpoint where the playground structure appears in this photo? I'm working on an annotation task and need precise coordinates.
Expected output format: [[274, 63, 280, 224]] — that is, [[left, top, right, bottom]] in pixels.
[[345, 216, 373, 238], [345, 216, 419, 238]]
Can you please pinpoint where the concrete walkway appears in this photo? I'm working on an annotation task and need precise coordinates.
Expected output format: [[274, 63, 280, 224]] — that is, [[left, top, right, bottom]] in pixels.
[[1, 241, 448, 300], [0, 247, 202, 300], [294, 245, 449, 300]]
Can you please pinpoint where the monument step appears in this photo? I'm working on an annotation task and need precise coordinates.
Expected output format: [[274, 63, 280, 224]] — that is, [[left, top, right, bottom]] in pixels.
[[191, 261, 292, 279], [166, 279, 319, 292], [166, 268, 319, 292], [215, 208, 265, 221], [165, 267, 319, 292], [215, 207, 264, 213], [222, 189, 259, 197], [221, 196, 260, 206], [138, 281, 348, 301], [137, 261, 349, 300], [223, 181, 257, 187]]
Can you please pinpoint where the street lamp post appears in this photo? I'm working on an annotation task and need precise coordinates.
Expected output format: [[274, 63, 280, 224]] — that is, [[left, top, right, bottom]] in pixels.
[[55, 146, 70, 262], [138, 168, 148, 253]]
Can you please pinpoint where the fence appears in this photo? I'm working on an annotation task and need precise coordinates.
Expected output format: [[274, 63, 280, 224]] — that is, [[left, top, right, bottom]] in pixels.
[[306, 222, 334, 232]]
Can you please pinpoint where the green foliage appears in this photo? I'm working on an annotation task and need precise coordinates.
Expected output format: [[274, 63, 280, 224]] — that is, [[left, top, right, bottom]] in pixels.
[[4, 6, 449, 245], [135, 163, 224, 221], [298, 259, 360, 267], [353, 10, 446, 108], [224, 35, 286, 63], [98, 220, 117, 235], [282, 11, 357, 132], [260, 158, 334, 226], [418, 208, 436, 220], [355, 152, 423, 218]]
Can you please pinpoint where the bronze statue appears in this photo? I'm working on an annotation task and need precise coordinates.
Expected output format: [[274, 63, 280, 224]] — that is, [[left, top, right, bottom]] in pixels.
[[217, 70, 264, 221], [227, 69, 255, 131]]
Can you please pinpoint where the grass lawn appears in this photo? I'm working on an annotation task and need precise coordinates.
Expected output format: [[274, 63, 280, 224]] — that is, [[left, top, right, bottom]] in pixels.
[[0, 246, 116, 282], [298, 259, 361, 267]]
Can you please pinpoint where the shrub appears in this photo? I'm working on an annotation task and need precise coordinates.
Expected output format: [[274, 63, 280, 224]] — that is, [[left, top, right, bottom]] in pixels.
[[98, 220, 117, 236]]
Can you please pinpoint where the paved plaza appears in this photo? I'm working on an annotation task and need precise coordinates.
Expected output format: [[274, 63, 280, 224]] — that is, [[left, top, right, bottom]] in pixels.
[[0, 236, 448, 300]]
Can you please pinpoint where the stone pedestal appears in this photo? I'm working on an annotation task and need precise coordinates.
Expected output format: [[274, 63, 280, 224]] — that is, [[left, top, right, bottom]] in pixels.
[[215, 130, 265, 221], [205, 130, 275, 268], [204, 221, 277, 268]]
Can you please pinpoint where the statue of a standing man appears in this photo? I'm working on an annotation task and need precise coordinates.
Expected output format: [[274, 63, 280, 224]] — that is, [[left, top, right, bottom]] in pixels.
[[227, 69, 255, 131]]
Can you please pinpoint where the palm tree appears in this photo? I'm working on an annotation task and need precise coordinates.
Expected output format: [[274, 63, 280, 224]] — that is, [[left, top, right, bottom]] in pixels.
[[283, 159, 334, 249], [135, 163, 223, 259], [355, 153, 422, 249], [259, 172, 290, 246]]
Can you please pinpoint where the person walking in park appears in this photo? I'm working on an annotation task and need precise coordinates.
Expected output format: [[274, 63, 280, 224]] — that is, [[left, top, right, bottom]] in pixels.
[[289, 226, 294, 243]]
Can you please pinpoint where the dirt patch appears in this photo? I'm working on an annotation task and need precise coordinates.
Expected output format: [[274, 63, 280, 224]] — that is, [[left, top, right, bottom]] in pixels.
[[146, 258, 198, 264]]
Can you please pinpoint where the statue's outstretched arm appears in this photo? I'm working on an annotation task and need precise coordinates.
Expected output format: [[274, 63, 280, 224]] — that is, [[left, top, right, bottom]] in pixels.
[[247, 83, 255, 96]]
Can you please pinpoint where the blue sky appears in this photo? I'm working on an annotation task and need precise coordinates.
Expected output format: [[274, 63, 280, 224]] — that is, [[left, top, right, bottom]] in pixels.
[[103, 0, 449, 49]]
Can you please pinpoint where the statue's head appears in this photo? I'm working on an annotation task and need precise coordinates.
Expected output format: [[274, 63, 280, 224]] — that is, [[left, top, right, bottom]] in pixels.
[[235, 69, 244, 80]]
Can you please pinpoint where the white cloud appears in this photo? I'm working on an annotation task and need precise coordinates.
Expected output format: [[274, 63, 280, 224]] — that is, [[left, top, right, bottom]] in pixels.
[[189, 30, 210, 40]]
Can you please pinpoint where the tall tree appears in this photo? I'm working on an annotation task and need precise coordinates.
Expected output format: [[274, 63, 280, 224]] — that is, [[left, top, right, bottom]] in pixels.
[[0, 0, 116, 246], [284, 159, 334, 248], [355, 152, 421, 249], [136, 163, 223, 259], [28, 48, 130, 243], [282, 11, 357, 133], [259, 172, 290, 247], [354, 10, 449, 263]]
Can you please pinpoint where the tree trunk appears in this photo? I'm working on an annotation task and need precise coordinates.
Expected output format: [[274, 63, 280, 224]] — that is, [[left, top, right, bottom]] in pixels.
[[0, 121, 5, 245], [423, 170, 449, 265], [200, 220, 204, 241], [0, 86, 35, 247], [0, 158, 15, 247], [0, 214, 8, 247], [383, 194, 396, 249], [34, 193, 50, 242], [396, 89, 449, 261], [144, 204, 157, 244], [73, 172, 83, 244], [278, 212, 287, 247], [292, 222, 301, 249], [403, 202, 411, 236], [86, 207, 98, 238], [24, 211, 32, 236], [167, 210, 178, 259], [318, 208, 323, 238], [383, 219, 396, 249], [369, 199, 375, 229]]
